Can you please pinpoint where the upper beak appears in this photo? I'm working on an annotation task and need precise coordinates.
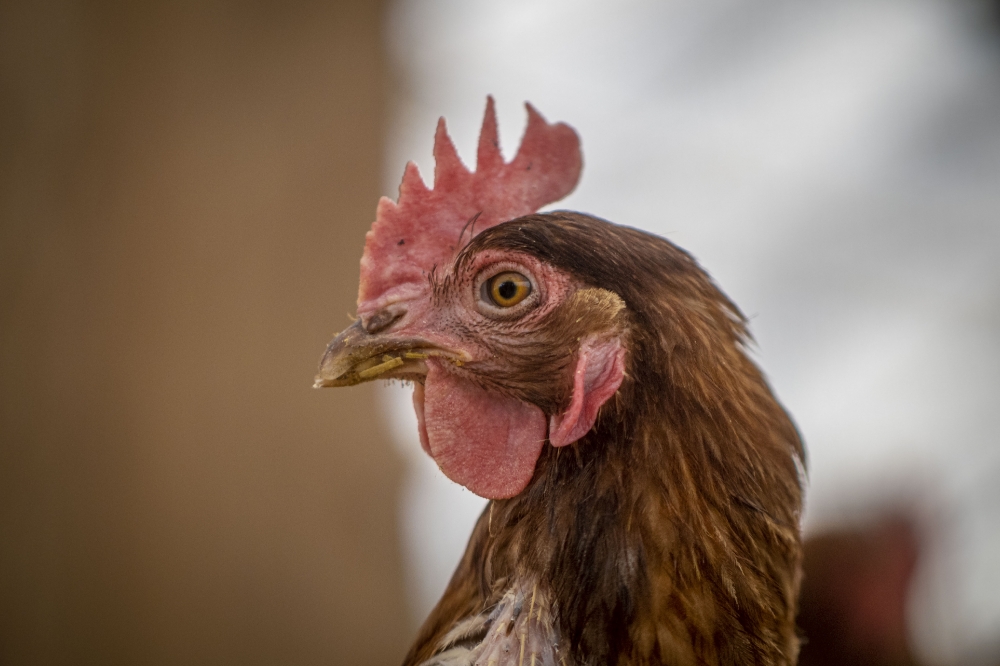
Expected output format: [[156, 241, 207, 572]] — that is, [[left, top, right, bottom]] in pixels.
[[313, 317, 466, 388]]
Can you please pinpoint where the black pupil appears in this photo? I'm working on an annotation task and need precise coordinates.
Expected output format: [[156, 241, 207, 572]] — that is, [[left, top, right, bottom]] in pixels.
[[497, 280, 518, 300]]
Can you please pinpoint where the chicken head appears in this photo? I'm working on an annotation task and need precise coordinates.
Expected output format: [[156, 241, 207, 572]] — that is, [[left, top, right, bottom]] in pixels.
[[315, 99, 625, 499]]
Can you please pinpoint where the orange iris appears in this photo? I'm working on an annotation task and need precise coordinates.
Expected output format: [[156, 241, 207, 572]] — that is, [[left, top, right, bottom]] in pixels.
[[487, 272, 532, 307]]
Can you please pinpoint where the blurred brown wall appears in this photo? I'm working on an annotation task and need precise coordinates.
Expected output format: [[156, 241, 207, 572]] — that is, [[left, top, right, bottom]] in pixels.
[[0, 1, 410, 664]]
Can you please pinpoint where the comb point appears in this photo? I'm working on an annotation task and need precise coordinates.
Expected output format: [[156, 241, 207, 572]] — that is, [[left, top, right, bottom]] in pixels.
[[433, 116, 468, 187], [523, 102, 545, 129], [477, 96, 503, 172], [375, 195, 398, 216], [512, 102, 548, 165], [399, 161, 428, 201]]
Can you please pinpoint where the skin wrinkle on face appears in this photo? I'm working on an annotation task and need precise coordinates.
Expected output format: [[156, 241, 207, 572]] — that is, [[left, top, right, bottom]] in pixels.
[[424, 247, 586, 410]]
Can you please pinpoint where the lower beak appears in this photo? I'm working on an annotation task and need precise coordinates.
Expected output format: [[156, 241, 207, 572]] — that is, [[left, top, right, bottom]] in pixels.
[[313, 319, 464, 388]]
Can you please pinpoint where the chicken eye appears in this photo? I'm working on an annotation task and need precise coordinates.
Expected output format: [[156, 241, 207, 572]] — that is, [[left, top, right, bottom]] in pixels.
[[484, 272, 532, 308]]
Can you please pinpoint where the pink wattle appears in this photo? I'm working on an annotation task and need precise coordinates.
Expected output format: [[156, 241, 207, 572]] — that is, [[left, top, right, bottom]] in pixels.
[[415, 359, 547, 500]]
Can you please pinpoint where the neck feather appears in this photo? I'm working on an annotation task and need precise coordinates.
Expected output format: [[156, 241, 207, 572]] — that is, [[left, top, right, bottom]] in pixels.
[[481, 312, 804, 666]]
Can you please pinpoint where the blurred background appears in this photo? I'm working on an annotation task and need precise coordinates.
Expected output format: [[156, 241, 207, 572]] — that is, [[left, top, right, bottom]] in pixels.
[[2, 0, 998, 665]]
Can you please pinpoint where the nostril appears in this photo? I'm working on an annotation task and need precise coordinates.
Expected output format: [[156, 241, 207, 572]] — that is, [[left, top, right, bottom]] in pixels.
[[364, 308, 404, 334]]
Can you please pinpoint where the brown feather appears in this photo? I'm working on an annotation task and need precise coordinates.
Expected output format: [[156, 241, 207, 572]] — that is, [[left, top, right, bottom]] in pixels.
[[405, 212, 804, 666]]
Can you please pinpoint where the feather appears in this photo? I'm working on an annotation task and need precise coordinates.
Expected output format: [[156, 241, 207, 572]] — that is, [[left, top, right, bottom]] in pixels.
[[317, 102, 804, 666]]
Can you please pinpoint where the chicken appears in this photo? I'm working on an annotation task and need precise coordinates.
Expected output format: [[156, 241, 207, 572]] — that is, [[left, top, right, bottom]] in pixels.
[[315, 98, 804, 666]]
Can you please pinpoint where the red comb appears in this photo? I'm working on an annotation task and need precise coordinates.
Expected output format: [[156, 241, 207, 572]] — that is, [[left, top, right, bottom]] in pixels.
[[357, 97, 582, 309]]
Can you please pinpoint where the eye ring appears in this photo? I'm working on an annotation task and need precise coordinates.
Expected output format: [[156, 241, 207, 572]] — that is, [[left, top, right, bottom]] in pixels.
[[483, 271, 532, 308]]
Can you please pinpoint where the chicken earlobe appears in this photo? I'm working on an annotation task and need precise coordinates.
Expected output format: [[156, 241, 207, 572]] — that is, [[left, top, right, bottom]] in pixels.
[[548, 335, 626, 448]]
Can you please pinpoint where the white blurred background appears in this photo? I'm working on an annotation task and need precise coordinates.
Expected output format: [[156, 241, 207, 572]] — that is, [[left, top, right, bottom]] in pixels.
[[379, 0, 1000, 663]]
